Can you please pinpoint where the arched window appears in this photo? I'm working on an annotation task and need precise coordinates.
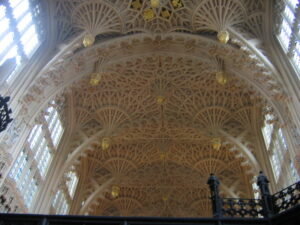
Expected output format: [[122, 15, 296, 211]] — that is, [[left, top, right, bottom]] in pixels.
[[66, 171, 78, 198], [27, 124, 43, 150], [290, 160, 300, 182], [262, 113, 274, 150], [23, 177, 38, 207], [51, 170, 77, 215], [0, 0, 44, 81], [7, 101, 64, 210], [276, 0, 300, 78], [9, 149, 27, 183], [261, 110, 292, 181], [45, 106, 64, 147], [52, 190, 70, 215]]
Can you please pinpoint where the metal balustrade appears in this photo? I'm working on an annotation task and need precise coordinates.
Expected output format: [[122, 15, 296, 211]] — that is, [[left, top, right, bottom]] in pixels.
[[0, 213, 269, 225], [207, 171, 300, 220], [221, 198, 263, 218], [273, 181, 300, 214], [0, 172, 299, 225]]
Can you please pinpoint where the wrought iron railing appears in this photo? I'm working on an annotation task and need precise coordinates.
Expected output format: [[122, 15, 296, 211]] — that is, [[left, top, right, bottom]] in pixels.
[[0, 95, 13, 133], [207, 172, 300, 219], [0, 173, 299, 225], [222, 198, 263, 218], [0, 213, 270, 225], [273, 181, 300, 214]]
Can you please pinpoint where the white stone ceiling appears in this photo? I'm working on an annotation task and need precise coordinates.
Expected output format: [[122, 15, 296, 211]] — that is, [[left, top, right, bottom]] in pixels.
[[63, 54, 262, 216], [19, 0, 287, 217], [52, 0, 266, 42]]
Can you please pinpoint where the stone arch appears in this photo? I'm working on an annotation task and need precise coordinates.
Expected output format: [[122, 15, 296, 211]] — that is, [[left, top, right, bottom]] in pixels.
[[14, 34, 292, 213], [19, 33, 287, 130]]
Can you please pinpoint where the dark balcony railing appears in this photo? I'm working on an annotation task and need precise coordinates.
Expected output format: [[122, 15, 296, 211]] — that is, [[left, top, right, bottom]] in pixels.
[[207, 171, 300, 221], [273, 181, 300, 214], [0, 213, 270, 225], [0, 172, 299, 225], [221, 198, 263, 218]]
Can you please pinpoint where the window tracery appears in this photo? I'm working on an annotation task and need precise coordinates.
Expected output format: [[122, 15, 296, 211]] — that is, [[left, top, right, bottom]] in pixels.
[[9, 150, 27, 183], [290, 160, 300, 182], [262, 113, 274, 150], [3, 100, 64, 211], [45, 106, 64, 147], [66, 171, 79, 198], [51, 189, 70, 215], [0, 0, 44, 81], [276, 0, 300, 78], [261, 108, 295, 183], [51, 169, 78, 215]]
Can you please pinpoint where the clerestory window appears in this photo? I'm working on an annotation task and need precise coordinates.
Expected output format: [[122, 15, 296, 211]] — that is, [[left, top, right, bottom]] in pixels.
[[0, 0, 44, 81], [277, 0, 300, 79], [52, 190, 70, 215], [8, 101, 64, 210], [290, 160, 300, 182], [66, 171, 79, 198], [261, 113, 274, 150], [261, 111, 291, 182]]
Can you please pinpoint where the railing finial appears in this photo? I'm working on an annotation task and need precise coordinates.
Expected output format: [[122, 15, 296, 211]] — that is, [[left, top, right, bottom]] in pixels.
[[207, 173, 223, 218]]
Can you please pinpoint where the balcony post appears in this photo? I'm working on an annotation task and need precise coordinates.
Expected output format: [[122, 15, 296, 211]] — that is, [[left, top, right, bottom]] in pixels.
[[40, 217, 49, 225], [207, 173, 223, 218], [257, 171, 274, 218]]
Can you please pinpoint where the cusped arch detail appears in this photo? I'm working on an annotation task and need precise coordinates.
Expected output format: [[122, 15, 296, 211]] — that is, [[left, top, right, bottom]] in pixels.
[[95, 106, 132, 131], [193, 158, 228, 175], [192, 0, 247, 32], [193, 106, 232, 131], [21, 33, 286, 128], [71, 0, 123, 35], [103, 157, 137, 175]]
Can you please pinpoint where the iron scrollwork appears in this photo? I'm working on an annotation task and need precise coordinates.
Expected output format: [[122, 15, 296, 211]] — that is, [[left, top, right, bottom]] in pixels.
[[0, 95, 13, 133], [273, 181, 300, 214], [208, 172, 300, 219], [222, 198, 263, 218]]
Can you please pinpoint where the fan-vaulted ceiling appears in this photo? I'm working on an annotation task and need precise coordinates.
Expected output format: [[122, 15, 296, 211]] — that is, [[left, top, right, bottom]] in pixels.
[[64, 53, 265, 216], [27, 0, 283, 217]]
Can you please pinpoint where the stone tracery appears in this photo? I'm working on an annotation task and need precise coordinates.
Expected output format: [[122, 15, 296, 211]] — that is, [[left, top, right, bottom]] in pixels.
[[49, 52, 266, 216], [52, 0, 267, 41], [1, 0, 299, 218]]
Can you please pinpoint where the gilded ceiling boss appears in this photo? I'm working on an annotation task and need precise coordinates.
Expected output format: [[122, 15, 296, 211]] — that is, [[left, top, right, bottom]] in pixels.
[[0, 0, 299, 218]]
